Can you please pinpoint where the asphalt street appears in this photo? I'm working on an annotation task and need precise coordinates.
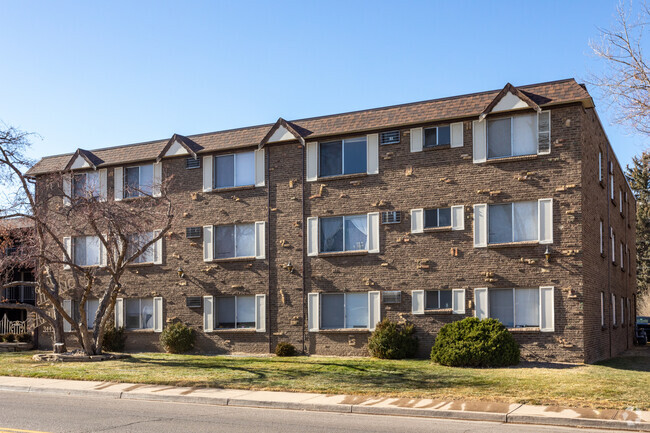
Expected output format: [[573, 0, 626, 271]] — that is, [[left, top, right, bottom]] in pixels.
[[0, 391, 626, 433]]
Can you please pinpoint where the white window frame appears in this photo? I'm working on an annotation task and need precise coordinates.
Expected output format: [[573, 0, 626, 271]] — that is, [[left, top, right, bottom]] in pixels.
[[598, 151, 603, 182], [611, 228, 615, 263], [125, 297, 154, 330], [486, 114, 537, 159], [72, 171, 100, 199], [319, 292, 370, 330], [488, 288, 541, 328], [612, 294, 617, 326], [318, 137, 367, 178], [214, 295, 256, 329], [610, 173, 615, 201], [621, 297, 625, 325], [599, 220, 604, 255], [213, 223, 256, 259], [424, 289, 455, 311], [620, 242, 624, 270], [124, 164, 154, 198], [213, 151, 255, 189], [600, 292, 605, 327], [423, 125, 451, 148], [488, 201, 538, 245], [73, 236, 101, 267], [424, 207, 452, 229], [319, 215, 367, 253]]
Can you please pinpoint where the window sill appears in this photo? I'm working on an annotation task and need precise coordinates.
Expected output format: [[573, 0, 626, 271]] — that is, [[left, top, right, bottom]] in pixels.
[[317, 173, 368, 182], [211, 257, 257, 263], [209, 185, 257, 193], [487, 241, 539, 249], [317, 250, 368, 258], [424, 308, 455, 315], [126, 262, 154, 268], [210, 328, 257, 333], [317, 329, 371, 334], [121, 195, 150, 202], [485, 154, 538, 164], [507, 327, 541, 333], [422, 226, 453, 233], [423, 144, 451, 152], [125, 329, 155, 333]]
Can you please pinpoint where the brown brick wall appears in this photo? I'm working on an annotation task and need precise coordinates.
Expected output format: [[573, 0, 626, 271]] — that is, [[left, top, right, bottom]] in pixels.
[[37, 102, 636, 363]]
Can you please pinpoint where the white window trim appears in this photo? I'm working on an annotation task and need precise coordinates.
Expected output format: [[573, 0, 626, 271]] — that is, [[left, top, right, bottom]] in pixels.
[[486, 114, 538, 160], [486, 287, 547, 329], [423, 125, 451, 148], [424, 207, 452, 229], [319, 215, 368, 253], [612, 294, 617, 326], [213, 151, 255, 189], [599, 220, 604, 255], [611, 228, 616, 263], [212, 223, 259, 260], [598, 151, 603, 182], [488, 201, 538, 245], [424, 289, 464, 313], [600, 292, 605, 327], [214, 295, 257, 329], [319, 292, 374, 330], [318, 137, 367, 178]]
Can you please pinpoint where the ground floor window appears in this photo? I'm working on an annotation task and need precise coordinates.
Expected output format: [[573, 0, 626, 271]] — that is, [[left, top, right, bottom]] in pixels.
[[216, 296, 255, 329], [321, 292, 368, 329], [125, 298, 153, 330], [488, 288, 539, 328]]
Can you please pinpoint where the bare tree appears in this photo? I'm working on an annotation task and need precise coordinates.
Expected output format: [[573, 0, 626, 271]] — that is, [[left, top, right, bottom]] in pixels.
[[0, 125, 174, 355], [590, 2, 650, 135]]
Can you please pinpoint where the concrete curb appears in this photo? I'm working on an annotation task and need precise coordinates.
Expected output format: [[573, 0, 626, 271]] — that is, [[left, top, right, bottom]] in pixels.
[[1, 381, 648, 432]]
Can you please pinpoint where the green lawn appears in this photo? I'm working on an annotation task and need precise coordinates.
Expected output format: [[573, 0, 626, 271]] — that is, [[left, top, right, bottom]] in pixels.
[[0, 352, 648, 410]]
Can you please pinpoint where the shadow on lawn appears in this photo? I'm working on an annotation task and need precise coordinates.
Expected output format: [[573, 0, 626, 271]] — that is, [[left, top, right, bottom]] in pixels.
[[596, 355, 650, 372]]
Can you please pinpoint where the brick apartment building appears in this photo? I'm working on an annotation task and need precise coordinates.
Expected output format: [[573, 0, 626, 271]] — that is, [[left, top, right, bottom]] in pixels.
[[27, 79, 637, 363]]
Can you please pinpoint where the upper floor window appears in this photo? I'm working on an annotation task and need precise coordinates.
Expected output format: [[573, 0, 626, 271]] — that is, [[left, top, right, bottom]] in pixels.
[[610, 170, 615, 201], [488, 201, 537, 244], [73, 172, 100, 199], [599, 220, 604, 255], [319, 137, 367, 177], [215, 223, 255, 259], [600, 292, 605, 327], [214, 151, 254, 189], [125, 297, 153, 330], [489, 288, 539, 328], [612, 294, 617, 325], [487, 114, 537, 159], [127, 232, 155, 264], [424, 208, 451, 229], [425, 289, 452, 310], [424, 126, 450, 148], [598, 151, 603, 182], [73, 236, 101, 267], [125, 164, 153, 198], [619, 189, 624, 214], [319, 215, 367, 253]]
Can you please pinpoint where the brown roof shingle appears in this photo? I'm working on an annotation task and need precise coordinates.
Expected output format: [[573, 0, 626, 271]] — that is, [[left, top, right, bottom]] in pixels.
[[26, 79, 592, 176]]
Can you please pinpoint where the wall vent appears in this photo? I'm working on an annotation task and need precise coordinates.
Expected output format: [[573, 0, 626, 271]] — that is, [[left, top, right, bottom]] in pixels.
[[186, 157, 200, 169], [380, 130, 400, 145], [186, 296, 202, 308], [383, 291, 401, 304], [186, 227, 202, 238], [381, 211, 401, 224]]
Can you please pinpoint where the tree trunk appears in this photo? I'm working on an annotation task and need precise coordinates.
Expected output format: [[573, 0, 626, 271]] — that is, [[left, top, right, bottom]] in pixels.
[[52, 307, 66, 354]]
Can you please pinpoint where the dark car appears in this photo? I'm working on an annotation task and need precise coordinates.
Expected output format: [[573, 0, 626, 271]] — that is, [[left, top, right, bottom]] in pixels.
[[636, 316, 649, 345]]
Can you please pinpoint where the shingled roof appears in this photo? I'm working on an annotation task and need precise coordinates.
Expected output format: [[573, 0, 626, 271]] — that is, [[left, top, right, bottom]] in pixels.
[[26, 79, 592, 176]]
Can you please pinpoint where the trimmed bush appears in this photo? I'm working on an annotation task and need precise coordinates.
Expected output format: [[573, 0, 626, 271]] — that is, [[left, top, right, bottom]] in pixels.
[[16, 333, 32, 343], [159, 322, 195, 354], [367, 319, 418, 359], [102, 327, 127, 352], [275, 342, 297, 357], [3, 333, 16, 343], [430, 317, 520, 367]]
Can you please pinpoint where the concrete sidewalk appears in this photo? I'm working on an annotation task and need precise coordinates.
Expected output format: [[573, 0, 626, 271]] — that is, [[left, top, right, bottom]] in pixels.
[[0, 376, 648, 431]]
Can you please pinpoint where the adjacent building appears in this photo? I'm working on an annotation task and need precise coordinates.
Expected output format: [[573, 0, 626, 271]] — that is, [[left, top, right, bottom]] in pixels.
[[26, 79, 637, 363]]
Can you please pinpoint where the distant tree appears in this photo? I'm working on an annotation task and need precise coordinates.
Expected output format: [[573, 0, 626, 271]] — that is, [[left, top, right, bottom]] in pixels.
[[627, 152, 650, 295], [0, 124, 174, 355]]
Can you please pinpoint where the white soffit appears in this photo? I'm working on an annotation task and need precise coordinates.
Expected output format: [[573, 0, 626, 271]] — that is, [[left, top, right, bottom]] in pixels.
[[70, 155, 92, 170], [491, 91, 530, 113], [267, 125, 295, 143], [164, 140, 190, 157]]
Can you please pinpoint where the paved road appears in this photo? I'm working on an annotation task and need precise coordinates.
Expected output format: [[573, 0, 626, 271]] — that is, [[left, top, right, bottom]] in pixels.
[[0, 391, 621, 433]]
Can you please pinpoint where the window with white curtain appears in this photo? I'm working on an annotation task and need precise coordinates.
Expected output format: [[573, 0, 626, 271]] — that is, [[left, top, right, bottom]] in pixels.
[[214, 152, 255, 189], [320, 292, 368, 329], [319, 137, 367, 177], [487, 114, 537, 159], [125, 164, 154, 198], [214, 224, 255, 259], [86, 299, 99, 329], [127, 232, 155, 263], [319, 215, 367, 253], [73, 236, 101, 266], [215, 296, 255, 329], [73, 172, 100, 199], [488, 288, 539, 328], [125, 298, 153, 329], [488, 201, 538, 244], [424, 208, 451, 228]]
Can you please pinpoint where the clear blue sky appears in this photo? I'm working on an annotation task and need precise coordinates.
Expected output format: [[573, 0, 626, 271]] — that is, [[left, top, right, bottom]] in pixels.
[[0, 0, 646, 168]]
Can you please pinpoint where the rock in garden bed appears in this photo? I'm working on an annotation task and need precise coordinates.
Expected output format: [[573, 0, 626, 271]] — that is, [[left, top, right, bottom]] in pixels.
[[32, 351, 130, 362]]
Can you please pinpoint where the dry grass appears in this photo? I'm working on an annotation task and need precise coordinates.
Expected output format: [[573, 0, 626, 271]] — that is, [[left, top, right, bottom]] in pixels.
[[0, 352, 648, 410]]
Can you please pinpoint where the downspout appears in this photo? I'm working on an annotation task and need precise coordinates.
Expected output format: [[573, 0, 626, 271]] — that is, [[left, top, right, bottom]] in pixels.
[[267, 145, 272, 355], [301, 142, 307, 355], [606, 145, 612, 359]]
